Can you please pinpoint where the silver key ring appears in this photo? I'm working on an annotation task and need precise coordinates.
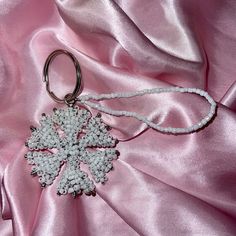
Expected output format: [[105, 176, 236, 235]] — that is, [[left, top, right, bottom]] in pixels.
[[43, 49, 82, 105]]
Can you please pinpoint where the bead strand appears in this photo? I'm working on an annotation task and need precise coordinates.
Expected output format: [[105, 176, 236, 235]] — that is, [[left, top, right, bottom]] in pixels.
[[77, 87, 217, 134]]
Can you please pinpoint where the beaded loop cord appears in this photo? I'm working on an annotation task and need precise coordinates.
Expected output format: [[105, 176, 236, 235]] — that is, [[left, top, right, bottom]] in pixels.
[[76, 87, 217, 134]]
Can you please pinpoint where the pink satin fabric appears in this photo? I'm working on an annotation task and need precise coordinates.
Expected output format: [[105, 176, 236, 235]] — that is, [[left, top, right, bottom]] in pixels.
[[0, 0, 236, 235]]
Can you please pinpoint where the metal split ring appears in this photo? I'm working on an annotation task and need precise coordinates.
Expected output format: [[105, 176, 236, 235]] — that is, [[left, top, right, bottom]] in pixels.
[[43, 49, 82, 105]]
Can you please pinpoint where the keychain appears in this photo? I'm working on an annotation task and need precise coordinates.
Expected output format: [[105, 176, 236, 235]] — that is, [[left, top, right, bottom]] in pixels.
[[24, 49, 217, 197]]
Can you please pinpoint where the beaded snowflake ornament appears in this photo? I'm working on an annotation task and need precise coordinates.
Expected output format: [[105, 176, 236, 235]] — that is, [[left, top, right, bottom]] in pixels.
[[24, 50, 217, 197], [25, 107, 119, 196]]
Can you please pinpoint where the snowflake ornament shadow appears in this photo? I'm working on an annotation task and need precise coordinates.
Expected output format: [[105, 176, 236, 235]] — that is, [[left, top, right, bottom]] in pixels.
[[25, 107, 119, 197]]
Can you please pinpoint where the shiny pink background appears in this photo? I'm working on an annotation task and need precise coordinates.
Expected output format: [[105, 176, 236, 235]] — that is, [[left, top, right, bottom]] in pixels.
[[0, 0, 236, 235]]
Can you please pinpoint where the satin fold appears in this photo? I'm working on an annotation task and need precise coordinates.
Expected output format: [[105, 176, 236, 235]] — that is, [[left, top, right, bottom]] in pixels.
[[0, 0, 236, 235]]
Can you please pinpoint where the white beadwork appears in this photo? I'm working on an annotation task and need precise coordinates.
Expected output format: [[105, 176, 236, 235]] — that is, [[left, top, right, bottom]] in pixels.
[[25, 107, 118, 197], [77, 87, 217, 134], [25, 86, 216, 197]]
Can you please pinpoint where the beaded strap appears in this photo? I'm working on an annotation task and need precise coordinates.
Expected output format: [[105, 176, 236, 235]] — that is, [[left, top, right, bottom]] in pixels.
[[76, 87, 217, 134]]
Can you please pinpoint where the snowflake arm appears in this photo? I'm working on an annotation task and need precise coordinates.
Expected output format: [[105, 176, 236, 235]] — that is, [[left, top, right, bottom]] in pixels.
[[52, 108, 90, 140], [25, 151, 62, 187], [26, 114, 60, 150], [79, 149, 118, 183], [79, 115, 117, 148], [57, 165, 96, 196]]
